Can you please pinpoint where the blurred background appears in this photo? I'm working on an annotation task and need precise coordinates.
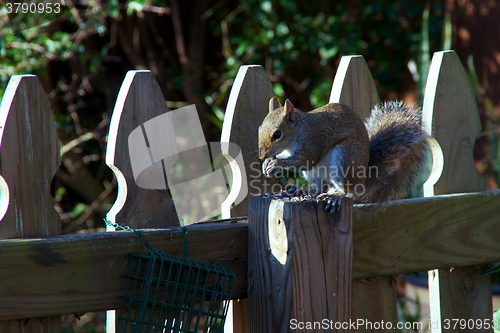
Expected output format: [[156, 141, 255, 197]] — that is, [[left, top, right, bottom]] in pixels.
[[2, 0, 500, 331]]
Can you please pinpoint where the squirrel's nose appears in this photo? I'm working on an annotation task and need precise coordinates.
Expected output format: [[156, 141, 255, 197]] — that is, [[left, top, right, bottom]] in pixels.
[[258, 147, 266, 160]]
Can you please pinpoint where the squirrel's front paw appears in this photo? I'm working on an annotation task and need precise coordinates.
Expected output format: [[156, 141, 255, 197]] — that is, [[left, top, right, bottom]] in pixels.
[[317, 192, 344, 213], [262, 157, 281, 177]]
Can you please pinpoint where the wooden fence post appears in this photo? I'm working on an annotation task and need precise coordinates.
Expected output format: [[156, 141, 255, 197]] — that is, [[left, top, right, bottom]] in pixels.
[[0, 75, 61, 332], [248, 196, 353, 332], [423, 50, 491, 332], [330, 55, 398, 330], [221, 65, 276, 333]]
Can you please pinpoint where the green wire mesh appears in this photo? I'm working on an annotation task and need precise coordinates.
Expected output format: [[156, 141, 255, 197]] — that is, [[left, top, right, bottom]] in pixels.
[[117, 248, 235, 333]]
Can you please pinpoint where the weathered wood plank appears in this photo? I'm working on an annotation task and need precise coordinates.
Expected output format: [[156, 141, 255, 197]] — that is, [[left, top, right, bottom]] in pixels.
[[247, 197, 288, 332], [352, 190, 500, 278], [422, 51, 485, 196], [0, 190, 499, 320], [105, 70, 179, 229], [105, 70, 181, 331], [351, 278, 397, 329], [0, 220, 248, 320], [248, 196, 352, 332], [221, 65, 277, 218], [330, 55, 395, 330], [0, 75, 60, 238], [221, 65, 276, 332], [422, 50, 490, 333], [0, 318, 61, 333], [0, 75, 61, 332], [231, 299, 248, 333]]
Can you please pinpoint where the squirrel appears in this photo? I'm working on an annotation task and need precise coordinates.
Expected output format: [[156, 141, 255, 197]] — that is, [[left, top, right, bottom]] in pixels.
[[258, 97, 429, 211]]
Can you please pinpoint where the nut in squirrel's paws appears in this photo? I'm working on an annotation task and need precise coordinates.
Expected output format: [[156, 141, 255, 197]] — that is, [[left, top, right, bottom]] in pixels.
[[317, 192, 344, 213], [262, 157, 282, 177]]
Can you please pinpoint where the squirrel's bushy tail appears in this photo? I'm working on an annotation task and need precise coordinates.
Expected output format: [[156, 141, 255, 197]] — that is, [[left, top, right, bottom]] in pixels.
[[363, 101, 429, 203]]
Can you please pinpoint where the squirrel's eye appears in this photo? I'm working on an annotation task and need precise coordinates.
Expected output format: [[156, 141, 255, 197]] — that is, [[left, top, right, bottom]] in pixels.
[[272, 130, 282, 141]]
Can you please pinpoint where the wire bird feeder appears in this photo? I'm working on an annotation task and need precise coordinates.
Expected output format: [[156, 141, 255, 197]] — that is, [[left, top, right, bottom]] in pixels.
[[114, 226, 235, 333]]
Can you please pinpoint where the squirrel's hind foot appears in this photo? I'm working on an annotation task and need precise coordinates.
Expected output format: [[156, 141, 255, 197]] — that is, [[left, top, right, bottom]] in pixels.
[[317, 193, 344, 213]]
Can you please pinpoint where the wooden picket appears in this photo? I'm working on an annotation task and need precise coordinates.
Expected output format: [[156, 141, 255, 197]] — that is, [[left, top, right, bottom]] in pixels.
[[221, 64, 278, 218], [221, 65, 276, 333], [105, 70, 179, 230], [330, 55, 397, 331], [0, 75, 61, 332], [423, 50, 491, 332], [330, 55, 380, 119]]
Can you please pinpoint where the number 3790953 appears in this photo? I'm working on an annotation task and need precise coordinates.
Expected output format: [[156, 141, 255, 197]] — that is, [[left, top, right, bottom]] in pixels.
[[6, 2, 61, 14]]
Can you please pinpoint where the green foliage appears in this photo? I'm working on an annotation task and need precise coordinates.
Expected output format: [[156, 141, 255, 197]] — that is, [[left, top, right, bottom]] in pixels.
[[415, 2, 452, 105], [416, 2, 431, 106], [495, 308, 500, 333], [212, 0, 446, 108], [1, 6, 108, 87]]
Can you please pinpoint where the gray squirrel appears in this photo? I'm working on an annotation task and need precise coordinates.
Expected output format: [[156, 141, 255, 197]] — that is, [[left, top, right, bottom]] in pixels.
[[258, 97, 429, 211]]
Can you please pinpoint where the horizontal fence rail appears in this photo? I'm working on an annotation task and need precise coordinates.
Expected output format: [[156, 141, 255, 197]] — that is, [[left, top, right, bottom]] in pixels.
[[0, 189, 499, 320]]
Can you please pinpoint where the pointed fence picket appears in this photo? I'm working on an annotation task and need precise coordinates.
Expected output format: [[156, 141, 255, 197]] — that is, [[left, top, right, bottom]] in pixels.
[[0, 75, 61, 332], [330, 55, 398, 330], [423, 51, 491, 333]]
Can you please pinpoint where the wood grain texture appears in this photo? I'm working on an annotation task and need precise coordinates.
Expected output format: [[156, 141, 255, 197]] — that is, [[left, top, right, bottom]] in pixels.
[[352, 190, 500, 279], [105, 70, 180, 331], [248, 196, 352, 332], [221, 65, 277, 218], [0, 318, 61, 333], [0, 75, 61, 332], [221, 65, 276, 332], [0, 75, 60, 238], [291, 198, 352, 328], [329, 55, 380, 119], [329, 55, 394, 328], [351, 278, 397, 331], [0, 190, 499, 320], [106, 70, 179, 229], [422, 51, 485, 195], [0, 220, 248, 320], [247, 196, 288, 332], [232, 299, 248, 333], [429, 267, 491, 328], [422, 50, 490, 332]]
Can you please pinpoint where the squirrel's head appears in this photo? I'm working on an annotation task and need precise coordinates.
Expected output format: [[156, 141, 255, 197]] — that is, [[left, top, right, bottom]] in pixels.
[[258, 97, 300, 160]]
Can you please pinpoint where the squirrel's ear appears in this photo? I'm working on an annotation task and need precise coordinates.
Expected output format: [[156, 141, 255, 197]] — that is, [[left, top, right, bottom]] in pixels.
[[269, 96, 281, 112], [284, 99, 298, 123]]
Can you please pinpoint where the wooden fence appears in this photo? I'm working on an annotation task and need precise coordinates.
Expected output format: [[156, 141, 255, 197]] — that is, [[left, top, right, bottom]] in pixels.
[[0, 50, 499, 333]]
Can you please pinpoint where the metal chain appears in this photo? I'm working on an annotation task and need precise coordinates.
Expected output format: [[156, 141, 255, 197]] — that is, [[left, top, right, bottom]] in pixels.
[[104, 219, 153, 253], [104, 219, 189, 258]]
